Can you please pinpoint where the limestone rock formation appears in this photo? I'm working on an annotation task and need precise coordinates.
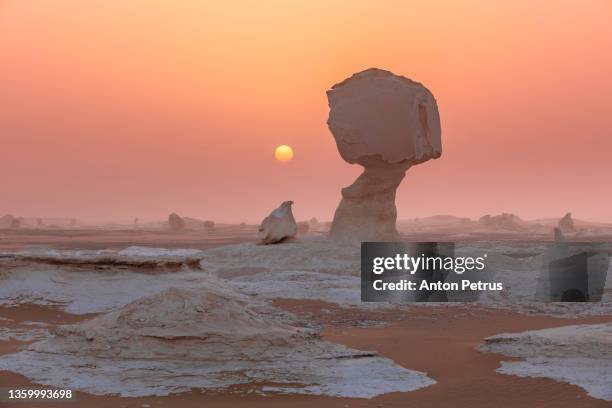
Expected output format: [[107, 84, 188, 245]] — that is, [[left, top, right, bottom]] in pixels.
[[554, 227, 565, 242], [479, 213, 524, 230], [0, 214, 15, 228], [258, 201, 297, 244], [168, 213, 185, 231], [327, 68, 442, 241], [0, 284, 435, 397], [203, 220, 216, 232], [558, 212, 575, 233], [480, 323, 612, 401], [9, 216, 23, 229]]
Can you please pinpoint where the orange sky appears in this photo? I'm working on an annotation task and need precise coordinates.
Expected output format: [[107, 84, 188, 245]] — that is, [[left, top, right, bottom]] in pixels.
[[1, 0, 611, 223]]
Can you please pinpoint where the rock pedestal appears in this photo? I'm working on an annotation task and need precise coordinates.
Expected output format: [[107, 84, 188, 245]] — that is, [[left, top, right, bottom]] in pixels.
[[330, 157, 409, 241]]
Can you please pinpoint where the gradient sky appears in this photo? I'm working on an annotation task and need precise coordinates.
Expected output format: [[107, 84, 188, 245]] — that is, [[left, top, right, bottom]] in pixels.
[[1, 0, 611, 223]]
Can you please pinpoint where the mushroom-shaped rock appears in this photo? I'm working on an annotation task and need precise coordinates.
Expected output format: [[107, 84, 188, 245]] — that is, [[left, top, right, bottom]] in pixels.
[[258, 201, 297, 244], [168, 213, 185, 231], [327, 68, 441, 241], [558, 212, 575, 233]]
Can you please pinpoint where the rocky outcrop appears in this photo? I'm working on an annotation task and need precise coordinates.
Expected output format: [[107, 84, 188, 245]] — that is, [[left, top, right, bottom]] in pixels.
[[553, 227, 565, 242], [326, 68, 442, 241], [168, 213, 185, 231], [480, 324, 612, 401], [558, 212, 575, 233], [10, 216, 23, 229], [258, 201, 297, 244], [479, 213, 524, 230], [0, 284, 435, 397], [203, 220, 216, 232], [0, 214, 15, 228]]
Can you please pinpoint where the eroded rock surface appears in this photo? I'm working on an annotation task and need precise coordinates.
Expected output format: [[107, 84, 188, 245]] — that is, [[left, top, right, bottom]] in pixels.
[[0, 284, 434, 397], [480, 323, 612, 400], [258, 201, 297, 244], [327, 68, 442, 241]]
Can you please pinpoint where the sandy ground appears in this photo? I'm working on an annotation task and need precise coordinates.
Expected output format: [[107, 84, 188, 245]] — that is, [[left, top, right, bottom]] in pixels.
[[1, 228, 611, 406], [1, 301, 610, 408], [0, 227, 260, 251]]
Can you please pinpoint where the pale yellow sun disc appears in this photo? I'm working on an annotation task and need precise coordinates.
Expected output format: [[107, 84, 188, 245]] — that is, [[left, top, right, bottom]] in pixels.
[[274, 145, 293, 162]]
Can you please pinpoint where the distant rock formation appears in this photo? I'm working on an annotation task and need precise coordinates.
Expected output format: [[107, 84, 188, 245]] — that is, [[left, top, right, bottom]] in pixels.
[[133, 217, 139, 226], [0, 214, 15, 228], [168, 213, 185, 231], [309, 217, 319, 227], [479, 213, 523, 230], [553, 227, 565, 242], [36, 218, 45, 227], [258, 201, 297, 244], [70, 218, 77, 226], [9, 216, 23, 229], [558, 212, 575, 233], [327, 68, 442, 241], [203, 220, 216, 232], [297, 221, 310, 234]]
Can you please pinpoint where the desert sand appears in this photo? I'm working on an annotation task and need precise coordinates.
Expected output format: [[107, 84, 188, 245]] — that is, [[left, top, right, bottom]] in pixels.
[[1, 223, 611, 407], [1, 301, 611, 407]]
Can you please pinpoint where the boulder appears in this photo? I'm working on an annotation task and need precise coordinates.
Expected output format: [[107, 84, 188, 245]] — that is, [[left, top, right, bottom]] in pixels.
[[258, 201, 297, 244]]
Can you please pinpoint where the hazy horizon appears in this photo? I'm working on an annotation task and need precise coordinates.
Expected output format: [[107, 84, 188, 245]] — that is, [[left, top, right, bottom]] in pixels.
[[2, 1, 611, 223]]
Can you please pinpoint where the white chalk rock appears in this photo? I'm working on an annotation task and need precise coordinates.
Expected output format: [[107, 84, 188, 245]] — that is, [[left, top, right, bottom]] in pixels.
[[481, 323, 612, 401], [327, 68, 442, 241], [0, 283, 435, 397], [258, 201, 298, 244]]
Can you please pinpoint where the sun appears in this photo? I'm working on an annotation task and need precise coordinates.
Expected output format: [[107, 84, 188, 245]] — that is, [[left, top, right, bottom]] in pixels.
[[274, 145, 293, 162]]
